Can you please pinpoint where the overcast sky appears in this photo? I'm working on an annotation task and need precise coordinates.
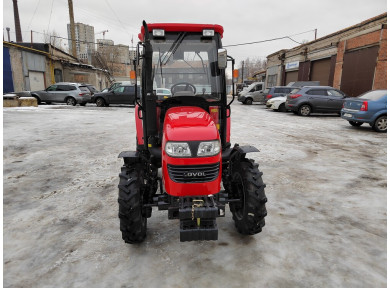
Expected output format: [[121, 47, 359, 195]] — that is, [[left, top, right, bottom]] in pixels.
[[2, 0, 387, 63]]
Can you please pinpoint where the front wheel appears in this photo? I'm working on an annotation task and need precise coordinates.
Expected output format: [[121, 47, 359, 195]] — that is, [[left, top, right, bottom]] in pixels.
[[244, 98, 253, 105], [278, 103, 287, 112], [96, 98, 106, 107], [118, 164, 147, 244], [228, 159, 267, 235], [373, 115, 387, 133]]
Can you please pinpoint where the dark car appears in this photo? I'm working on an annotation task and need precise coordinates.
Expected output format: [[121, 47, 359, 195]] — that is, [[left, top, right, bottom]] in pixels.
[[91, 84, 139, 107], [341, 90, 387, 132], [261, 86, 297, 105], [285, 86, 347, 116]]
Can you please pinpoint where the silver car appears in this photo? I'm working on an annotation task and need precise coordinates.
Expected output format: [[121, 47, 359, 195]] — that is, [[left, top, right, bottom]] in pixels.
[[31, 82, 91, 106]]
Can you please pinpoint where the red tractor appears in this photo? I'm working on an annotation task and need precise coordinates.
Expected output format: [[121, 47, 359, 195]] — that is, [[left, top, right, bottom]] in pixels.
[[118, 21, 267, 243]]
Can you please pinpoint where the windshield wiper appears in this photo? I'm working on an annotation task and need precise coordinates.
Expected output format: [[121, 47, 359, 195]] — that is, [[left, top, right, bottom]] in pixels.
[[161, 32, 187, 66]]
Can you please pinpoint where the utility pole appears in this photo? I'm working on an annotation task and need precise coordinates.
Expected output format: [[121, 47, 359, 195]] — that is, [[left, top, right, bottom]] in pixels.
[[241, 60, 244, 83], [12, 0, 23, 42], [68, 0, 77, 57]]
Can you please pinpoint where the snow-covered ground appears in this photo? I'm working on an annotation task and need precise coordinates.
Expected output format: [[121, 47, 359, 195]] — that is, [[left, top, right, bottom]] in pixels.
[[3, 101, 387, 287]]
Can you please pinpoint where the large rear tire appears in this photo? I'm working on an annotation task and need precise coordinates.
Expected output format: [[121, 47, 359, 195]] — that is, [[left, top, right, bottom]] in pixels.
[[118, 164, 147, 244], [228, 159, 267, 235]]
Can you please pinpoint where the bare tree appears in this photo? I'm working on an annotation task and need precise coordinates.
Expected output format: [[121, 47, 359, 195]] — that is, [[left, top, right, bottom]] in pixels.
[[243, 57, 267, 80], [44, 30, 65, 50]]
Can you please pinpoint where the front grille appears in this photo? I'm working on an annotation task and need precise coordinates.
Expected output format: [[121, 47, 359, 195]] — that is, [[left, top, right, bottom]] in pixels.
[[167, 163, 220, 183]]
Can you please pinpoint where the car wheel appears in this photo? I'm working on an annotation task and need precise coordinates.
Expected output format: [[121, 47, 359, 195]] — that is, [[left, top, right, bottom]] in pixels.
[[244, 98, 253, 105], [348, 121, 363, 127], [96, 98, 106, 107], [298, 104, 311, 116], [278, 104, 287, 112], [32, 96, 41, 105], [80, 103, 86, 106], [373, 115, 387, 133], [66, 97, 76, 106]]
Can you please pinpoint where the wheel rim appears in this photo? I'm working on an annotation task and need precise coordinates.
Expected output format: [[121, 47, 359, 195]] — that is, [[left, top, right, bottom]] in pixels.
[[300, 105, 310, 116], [377, 117, 387, 131], [67, 98, 75, 105], [96, 99, 104, 106]]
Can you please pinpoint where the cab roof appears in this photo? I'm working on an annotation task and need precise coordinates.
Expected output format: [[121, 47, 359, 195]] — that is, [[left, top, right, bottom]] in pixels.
[[139, 23, 224, 41]]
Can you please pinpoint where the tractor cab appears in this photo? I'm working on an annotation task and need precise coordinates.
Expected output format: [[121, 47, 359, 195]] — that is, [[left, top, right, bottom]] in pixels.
[[118, 22, 267, 243]]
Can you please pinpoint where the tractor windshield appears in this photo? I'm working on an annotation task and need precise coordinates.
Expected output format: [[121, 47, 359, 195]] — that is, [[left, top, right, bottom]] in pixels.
[[151, 33, 223, 101]]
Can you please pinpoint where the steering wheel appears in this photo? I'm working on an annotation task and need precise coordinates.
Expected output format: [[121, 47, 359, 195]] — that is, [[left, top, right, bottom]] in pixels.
[[171, 82, 197, 95]]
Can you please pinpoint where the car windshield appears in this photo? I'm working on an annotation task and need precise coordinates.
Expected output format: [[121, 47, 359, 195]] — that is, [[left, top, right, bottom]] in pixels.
[[358, 90, 387, 101], [150, 33, 222, 101]]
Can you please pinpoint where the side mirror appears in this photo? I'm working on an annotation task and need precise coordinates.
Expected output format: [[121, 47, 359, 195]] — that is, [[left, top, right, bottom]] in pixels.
[[218, 48, 227, 69]]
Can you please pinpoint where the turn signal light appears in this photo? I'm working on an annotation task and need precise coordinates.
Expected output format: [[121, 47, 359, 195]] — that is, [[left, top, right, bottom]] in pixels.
[[360, 101, 368, 111], [290, 94, 302, 99]]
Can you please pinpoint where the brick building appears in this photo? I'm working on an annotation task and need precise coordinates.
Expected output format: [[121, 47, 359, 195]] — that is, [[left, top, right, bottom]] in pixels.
[[265, 13, 387, 96]]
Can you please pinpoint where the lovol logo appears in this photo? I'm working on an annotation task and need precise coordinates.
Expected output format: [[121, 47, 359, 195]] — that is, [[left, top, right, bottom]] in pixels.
[[184, 171, 206, 177]]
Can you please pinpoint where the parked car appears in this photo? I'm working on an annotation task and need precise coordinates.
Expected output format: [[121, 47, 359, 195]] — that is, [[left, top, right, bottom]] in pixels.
[[261, 86, 297, 105], [156, 88, 172, 101], [341, 90, 387, 132], [285, 86, 347, 116], [82, 84, 98, 96], [266, 96, 289, 112], [30, 82, 91, 106], [238, 82, 265, 104], [100, 81, 132, 93], [91, 84, 139, 106]]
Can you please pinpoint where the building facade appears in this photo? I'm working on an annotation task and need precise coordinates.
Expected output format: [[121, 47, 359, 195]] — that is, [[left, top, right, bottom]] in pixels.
[[3, 41, 110, 93], [265, 13, 387, 97], [67, 22, 95, 63]]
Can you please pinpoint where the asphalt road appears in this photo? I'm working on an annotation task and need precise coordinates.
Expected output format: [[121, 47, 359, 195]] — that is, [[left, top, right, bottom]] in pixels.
[[3, 101, 387, 288]]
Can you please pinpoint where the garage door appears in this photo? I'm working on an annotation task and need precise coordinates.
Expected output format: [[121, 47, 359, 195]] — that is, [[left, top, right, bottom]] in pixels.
[[310, 58, 331, 86], [340, 46, 379, 97], [285, 70, 298, 85], [29, 71, 45, 91]]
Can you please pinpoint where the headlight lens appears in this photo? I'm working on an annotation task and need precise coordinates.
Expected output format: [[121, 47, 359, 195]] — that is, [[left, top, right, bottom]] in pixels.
[[165, 142, 191, 157], [197, 140, 221, 157]]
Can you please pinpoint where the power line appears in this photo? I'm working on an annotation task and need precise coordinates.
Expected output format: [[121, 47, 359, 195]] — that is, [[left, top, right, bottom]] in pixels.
[[27, 0, 41, 30], [224, 29, 316, 47]]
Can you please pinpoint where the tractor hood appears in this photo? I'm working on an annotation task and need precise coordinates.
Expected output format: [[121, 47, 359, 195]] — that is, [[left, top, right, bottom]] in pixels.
[[164, 106, 219, 141]]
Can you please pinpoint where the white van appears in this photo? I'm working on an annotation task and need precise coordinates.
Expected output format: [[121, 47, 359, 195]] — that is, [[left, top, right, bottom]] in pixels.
[[237, 82, 265, 105]]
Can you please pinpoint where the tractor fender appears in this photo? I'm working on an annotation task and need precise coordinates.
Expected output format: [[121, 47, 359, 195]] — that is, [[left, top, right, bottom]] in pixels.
[[118, 151, 140, 165], [222, 144, 259, 161]]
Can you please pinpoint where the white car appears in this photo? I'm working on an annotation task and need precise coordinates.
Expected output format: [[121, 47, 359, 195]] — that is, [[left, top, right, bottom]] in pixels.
[[266, 96, 288, 112]]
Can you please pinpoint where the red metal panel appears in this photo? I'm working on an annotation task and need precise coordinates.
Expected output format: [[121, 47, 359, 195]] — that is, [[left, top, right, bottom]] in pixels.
[[139, 23, 224, 40]]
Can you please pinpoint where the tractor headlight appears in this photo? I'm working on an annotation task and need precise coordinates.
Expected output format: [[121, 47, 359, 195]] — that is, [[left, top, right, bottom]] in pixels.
[[197, 140, 220, 157], [165, 142, 191, 157]]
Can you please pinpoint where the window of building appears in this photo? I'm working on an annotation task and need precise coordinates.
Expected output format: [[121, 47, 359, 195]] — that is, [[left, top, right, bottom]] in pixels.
[[267, 74, 277, 88]]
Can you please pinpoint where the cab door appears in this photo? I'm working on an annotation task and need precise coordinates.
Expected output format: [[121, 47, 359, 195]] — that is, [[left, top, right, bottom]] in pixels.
[[252, 84, 264, 102], [108, 86, 126, 104]]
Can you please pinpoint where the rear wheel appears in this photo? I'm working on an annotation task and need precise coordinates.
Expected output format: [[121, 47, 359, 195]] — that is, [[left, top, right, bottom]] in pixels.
[[244, 98, 253, 105], [66, 97, 76, 106], [348, 121, 363, 127], [228, 159, 267, 235], [118, 164, 147, 244], [373, 115, 387, 133], [298, 104, 311, 116]]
